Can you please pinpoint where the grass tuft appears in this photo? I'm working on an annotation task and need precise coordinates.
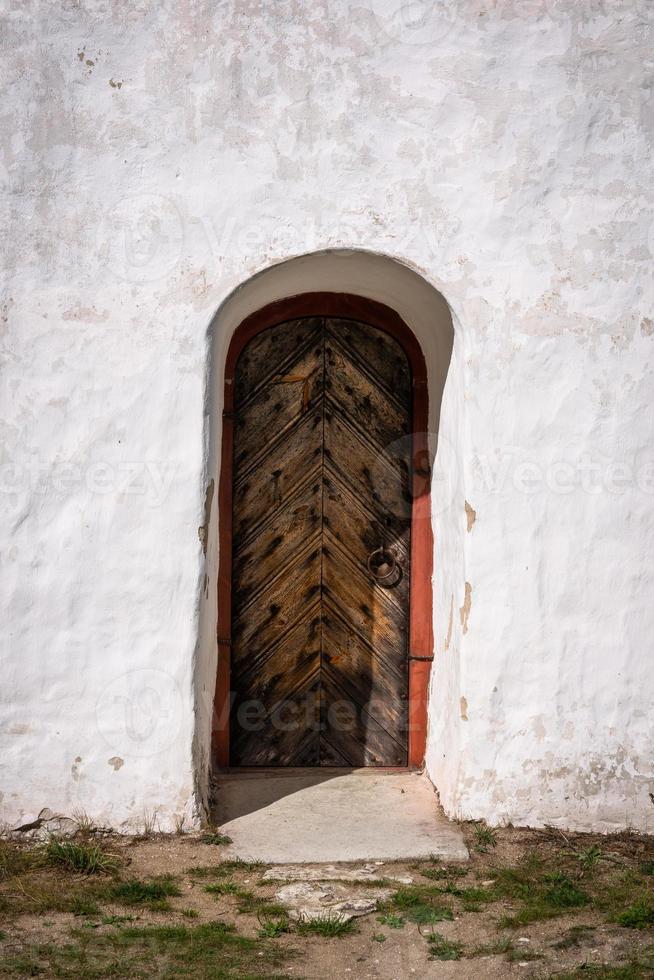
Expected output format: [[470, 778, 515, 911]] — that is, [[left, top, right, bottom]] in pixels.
[[257, 913, 290, 938], [473, 823, 498, 853], [204, 881, 240, 896], [541, 872, 590, 909], [575, 844, 604, 877], [201, 832, 233, 846], [427, 932, 463, 960], [467, 937, 514, 958], [70, 896, 101, 917], [296, 913, 356, 937], [45, 840, 118, 876], [387, 884, 454, 924], [617, 901, 654, 929], [377, 912, 405, 929], [110, 875, 181, 910]]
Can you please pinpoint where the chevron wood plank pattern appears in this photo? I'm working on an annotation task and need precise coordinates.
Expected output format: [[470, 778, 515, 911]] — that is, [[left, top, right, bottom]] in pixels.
[[230, 317, 411, 766]]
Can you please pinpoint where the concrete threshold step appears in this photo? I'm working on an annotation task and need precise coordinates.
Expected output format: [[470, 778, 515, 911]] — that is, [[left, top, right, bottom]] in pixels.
[[212, 768, 469, 864]]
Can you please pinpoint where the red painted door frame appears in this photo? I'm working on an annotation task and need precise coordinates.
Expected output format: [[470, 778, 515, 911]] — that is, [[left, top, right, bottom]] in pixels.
[[212, 292, 434, 769]]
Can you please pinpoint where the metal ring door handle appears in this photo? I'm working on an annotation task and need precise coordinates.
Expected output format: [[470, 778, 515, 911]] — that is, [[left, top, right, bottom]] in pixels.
[[367, 547, 399, 585]]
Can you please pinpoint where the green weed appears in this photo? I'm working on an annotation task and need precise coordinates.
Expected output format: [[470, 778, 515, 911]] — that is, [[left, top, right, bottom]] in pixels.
[[467, 937, 514, 957], [297, 914, 356, 937], [201, 832, 233, 846], [377, 912, 405, 928], [70, 896, 101, 917], [617, 901, 654, 929], [204, 881, 240, 895], [257, 914, 290, 938], [110, 876, 181, 911], [575, 845, 604, 876], [473, 824, 498, 853], [388, 885, 453, 924], [45, 840, 118, 876], [427, 932, 463, 960]]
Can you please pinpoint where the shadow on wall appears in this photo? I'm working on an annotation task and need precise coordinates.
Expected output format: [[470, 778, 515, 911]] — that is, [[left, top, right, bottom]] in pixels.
[[192, 249, 456, 818]]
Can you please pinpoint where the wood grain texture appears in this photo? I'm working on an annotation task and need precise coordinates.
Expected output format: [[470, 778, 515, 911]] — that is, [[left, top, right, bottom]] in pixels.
[[230, 316, 412, 766]]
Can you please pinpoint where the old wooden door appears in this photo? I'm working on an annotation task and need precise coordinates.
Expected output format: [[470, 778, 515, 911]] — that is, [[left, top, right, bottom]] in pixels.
[[230, 316, 412, 766]]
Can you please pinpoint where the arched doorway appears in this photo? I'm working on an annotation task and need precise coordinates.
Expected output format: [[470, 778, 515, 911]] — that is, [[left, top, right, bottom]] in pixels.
[[213, 293, 433, 769]]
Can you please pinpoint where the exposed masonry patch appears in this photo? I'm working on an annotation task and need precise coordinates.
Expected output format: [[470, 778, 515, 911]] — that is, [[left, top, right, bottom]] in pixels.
[[465, 500, 476, 532], [198, 478, 214, 555], [459, 582, 472, 635], [460, 697, 468, 721]]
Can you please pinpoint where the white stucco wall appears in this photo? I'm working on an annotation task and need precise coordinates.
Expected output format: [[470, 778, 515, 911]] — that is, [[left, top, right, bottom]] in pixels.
[[1, 1, 653, 833]]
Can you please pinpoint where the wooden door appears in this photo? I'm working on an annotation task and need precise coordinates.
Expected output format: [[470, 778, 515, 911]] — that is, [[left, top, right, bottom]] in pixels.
[[230, 316, 412, 766]]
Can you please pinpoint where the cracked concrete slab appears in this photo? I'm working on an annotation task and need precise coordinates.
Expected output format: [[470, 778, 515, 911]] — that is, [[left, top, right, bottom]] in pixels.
[[213, 769, 469, 863]]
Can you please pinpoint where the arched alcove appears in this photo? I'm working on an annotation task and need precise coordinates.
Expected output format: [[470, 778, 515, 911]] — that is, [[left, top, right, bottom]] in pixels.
[[193, 250, 459, 817]]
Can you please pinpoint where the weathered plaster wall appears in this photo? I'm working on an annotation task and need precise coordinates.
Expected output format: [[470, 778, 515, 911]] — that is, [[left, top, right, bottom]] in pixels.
[[1, 1, 653, 832]]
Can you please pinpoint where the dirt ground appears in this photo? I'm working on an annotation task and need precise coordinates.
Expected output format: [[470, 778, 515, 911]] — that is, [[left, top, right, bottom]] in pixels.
[[1, 823, 653, 979]]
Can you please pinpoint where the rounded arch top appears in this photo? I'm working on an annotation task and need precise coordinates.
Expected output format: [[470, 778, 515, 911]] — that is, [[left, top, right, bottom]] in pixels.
[[210, 249, 454, 431], [223, 292, 427, 414]]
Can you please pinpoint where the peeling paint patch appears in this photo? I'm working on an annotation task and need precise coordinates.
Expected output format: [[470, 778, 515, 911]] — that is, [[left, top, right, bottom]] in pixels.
[[444, 594, 454, 650], [641, 318, 654, 337], [532, 716, 546, 742], [460, 696, 468, 721], [108, 757, 124, 771], [465, 500, 476, 532], [459, 582, 472, 634], [62, 303, 109, 324], [6, 723, 31, 735], [109, 78, 123, 89], [71, 756, 82, 781], [198, 479, 214, 555]]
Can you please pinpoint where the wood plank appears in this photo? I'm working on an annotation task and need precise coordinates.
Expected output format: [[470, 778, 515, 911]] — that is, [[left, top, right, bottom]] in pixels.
[[233, 406, 322, 542], [233, 478, 321, 611], [324, 407, 412, 526], [322, 468, 410, 611], [235, 317, 322, 406], [231, 668, 320, 766], [322, 607, 407, 741], [232, 540, 321, 663], [234, 339, 323, 477], [325, 317, 411, 402], [320, 671, 406, 767], [325, 337, 409, 453]]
